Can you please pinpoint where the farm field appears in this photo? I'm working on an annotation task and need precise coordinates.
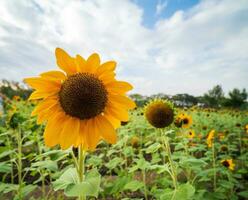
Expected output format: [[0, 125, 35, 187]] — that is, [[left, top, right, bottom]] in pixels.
[[0, 98, 247, 200]]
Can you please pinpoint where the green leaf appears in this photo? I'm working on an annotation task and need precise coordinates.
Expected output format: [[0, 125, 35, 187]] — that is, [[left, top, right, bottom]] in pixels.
[[238, 191, 248, 198], [123, 180, 144, 192], [32, 160, 58, 171], [0, 150, 13, 159], [0, 183, 18, 193], [149, 164, 170, 174], [65, 168, 101, 198], [0, 162, 12, 173], [21, 185, 37, 197], [53, 168, 78, 191], [105, 157, 124, 170], [146, 142, 161, 153], [160, 183, 195, 200]]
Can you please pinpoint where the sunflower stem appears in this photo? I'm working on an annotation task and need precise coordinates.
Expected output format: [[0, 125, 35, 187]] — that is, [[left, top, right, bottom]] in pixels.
[[212, 141, 217, 191], [16, 127, 23, 200], [160, 129, 178, 190], [78, 146, 86, 200]]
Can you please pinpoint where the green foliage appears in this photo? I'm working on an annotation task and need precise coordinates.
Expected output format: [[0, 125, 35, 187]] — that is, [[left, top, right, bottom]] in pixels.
[[0, 99, 248, 199]]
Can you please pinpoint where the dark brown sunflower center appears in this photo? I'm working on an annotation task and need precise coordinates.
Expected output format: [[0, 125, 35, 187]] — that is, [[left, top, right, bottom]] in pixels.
[[183, 118, 189, 124], [59, 73, 108, 120], [145, 103, 174, 128], [222, 160, 230, 167]]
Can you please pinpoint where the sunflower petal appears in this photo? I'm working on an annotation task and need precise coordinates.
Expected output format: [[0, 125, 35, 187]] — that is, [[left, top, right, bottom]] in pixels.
[[78, 120, 89, 150], [40, 70, 66, 81], [109, 95, 136, 109], [44, 112, 66, 147], [28, 91, 57, 100], [55, 48, 77, 75], [85, 53, 100, 73], [104, 113, 121, 129], [106, 81, 133, 94], [24, 77, 61, 92], [96, 61, 116, 76], [86, 118, 101, 150], [36, 103, 61, 124], [75, 55, 87, 73], [105, 104, 129, 122], [96, 115, 117, 144], [31, 97, 58, 116]]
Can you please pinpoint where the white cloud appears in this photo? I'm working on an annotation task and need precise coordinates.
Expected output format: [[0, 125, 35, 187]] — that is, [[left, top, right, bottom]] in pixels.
[[156, 0, 168, 16], [0, 0, 247, 95]]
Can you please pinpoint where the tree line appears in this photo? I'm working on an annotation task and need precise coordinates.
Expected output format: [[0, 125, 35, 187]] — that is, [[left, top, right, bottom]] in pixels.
[[130, 85, 247, 109]]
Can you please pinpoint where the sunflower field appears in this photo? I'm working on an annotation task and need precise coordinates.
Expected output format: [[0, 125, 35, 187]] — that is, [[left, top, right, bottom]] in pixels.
[[0, 49, 248, 200]]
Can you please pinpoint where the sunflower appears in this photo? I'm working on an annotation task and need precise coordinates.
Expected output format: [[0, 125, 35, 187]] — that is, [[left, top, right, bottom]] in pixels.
[[174, 113, 192, 129], [218, 132, 225, 140], [220, 145, 228, 152], [206, 129, 215, 148], [221, 159, 235, 170], [130, 136, 139, 148], [245, 124, 248, 133], [145, 99, 174, 128], [24, 48, 135, 150], [187, 130, 195, 139], [13, 95, 21, 101]]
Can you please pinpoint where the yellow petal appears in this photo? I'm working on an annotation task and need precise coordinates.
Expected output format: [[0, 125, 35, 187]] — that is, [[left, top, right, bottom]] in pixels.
[[36, 103, 61, 124], [75, 55, 87, 73], [106, 81, 133, 94], [105, 104, 129, 122], [104, 113, 121, 129], [99, 71, 116, 84], [40, 70, 66, 81], [96, 115, 117, 144], [24, 77, 61, 92], [86, 118, 101, 150], [78, 120, 89, 150], [59, 117, 80, 150], [44, 112, 67, 147], [31, 97, 58, 116], [28, 91, 57, 100], [55, 48, 77, 75], [85, 53, 100, 73], [109, 95, 136, 109], [96, 61, 116, 76]]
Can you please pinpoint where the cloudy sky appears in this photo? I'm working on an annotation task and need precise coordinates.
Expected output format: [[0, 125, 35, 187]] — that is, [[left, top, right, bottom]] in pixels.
[[0, 0, 247, 96]]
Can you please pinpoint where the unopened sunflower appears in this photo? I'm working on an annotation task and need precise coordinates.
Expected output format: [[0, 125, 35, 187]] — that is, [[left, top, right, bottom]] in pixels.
[[206, 130, 215, 147], [145, 99, 174, 128], [221, 159, 235, 171], [24, 48, 135, 150]]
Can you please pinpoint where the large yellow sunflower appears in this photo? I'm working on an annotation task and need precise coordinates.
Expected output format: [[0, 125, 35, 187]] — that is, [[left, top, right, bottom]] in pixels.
[[24, 48, 135, 150]]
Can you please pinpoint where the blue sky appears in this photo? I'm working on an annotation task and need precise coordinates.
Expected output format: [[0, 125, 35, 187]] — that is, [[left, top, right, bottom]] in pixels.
[[0, 0, 247, 95], [134, 0, 199, 27]]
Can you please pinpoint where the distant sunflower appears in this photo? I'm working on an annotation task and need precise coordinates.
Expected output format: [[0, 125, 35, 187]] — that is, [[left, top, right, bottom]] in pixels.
[[188, 130, 195, 139], [245, 124, 248, 133], [13, 95, 21, 101], [130, 136, 139, 148], [220, 145, 228, 152], [24, 48, 135, 150], [174, 113, 192, 129], [221, 159, 235, 171], [181, 114, 192, 128], [206, 130, 215, 148], [218, 132, 225, 140], [145, 99, 174, 128]]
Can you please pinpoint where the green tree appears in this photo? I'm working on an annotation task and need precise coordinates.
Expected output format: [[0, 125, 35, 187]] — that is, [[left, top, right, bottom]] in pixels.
[[203, 85, 224, 107], [226, 88, 247, 108]]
